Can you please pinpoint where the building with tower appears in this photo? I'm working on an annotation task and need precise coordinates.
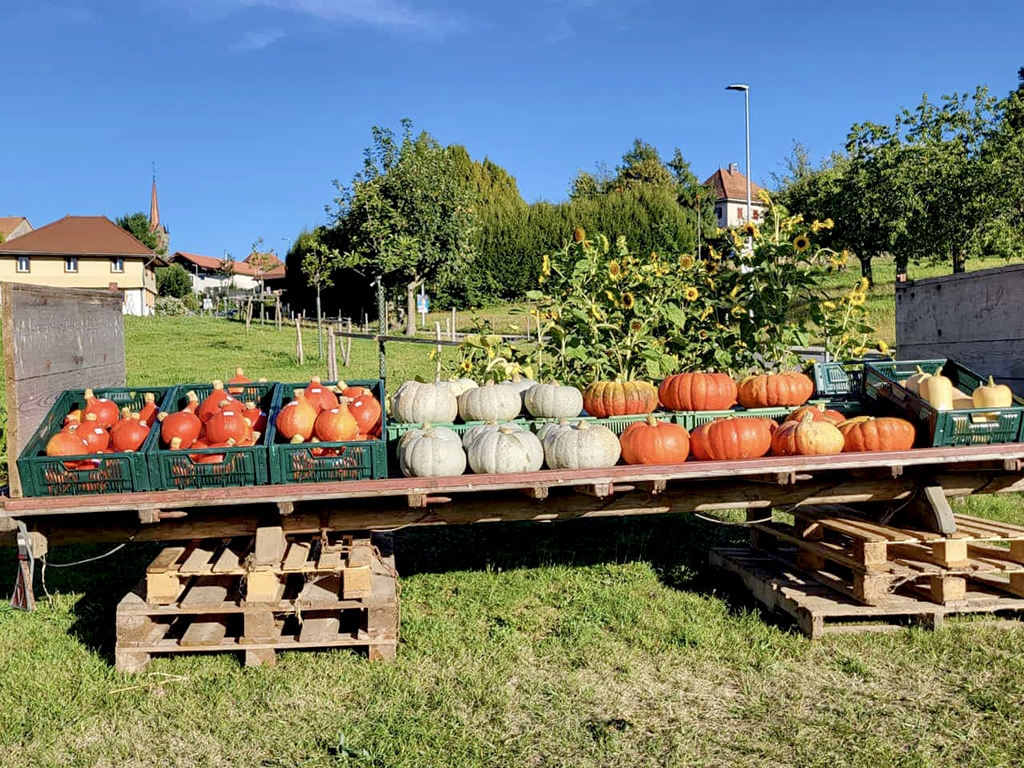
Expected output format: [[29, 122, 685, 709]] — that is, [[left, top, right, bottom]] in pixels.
[[149, 173, 170, 253]]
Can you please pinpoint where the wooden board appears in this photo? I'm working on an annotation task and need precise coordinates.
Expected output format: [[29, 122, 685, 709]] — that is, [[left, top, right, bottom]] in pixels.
[[2, 283, 125, 496], [895, 264, 1024, 386]]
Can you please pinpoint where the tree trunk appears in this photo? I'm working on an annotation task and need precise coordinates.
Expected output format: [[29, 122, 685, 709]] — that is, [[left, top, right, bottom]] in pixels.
[[316, 286, 323, 360], [405, 278, 422, 337], [859, 255, 874, 286], [953, 251, 966, 274]]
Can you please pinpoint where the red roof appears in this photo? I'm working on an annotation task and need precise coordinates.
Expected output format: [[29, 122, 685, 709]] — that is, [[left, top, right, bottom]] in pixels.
[[0, 215, 165, 262], [172, 251, 286, 279], [0, 216, 31, 240], [703, 167, 765, 203]]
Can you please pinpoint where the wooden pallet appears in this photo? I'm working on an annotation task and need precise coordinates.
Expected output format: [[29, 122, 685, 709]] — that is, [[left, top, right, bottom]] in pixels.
[[145, 529, 373, 604], [751, 512, 1024, 605], [117, 535, 397, 672], [710, 547, 1024, 639]]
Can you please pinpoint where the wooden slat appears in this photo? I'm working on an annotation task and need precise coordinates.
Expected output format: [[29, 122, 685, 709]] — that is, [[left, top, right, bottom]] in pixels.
[[130, 633, 397, 653], [318, 549, 342, 571], [180, 616, 229, 647], [147, 546, 186, 574], [955, 514, 1024, 539], [211, 539, 247, 573], [178, 542, 220, 575], [281, 542, 311, 572], [298, 615, 341, 643], [179, 576, 234, 607]]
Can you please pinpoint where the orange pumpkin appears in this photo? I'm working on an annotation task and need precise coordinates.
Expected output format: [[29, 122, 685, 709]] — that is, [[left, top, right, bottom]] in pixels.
[[313, 402, 359, 442], [619, 416, 690, 465], [198, 381, 240, 423], [227, 367, 251, 394], [838, 416, 916, 452], [785, 404, 846, 425], [242, 401, 268, 435], [689, 417, 774, 461], [305, 377, 338, 413], [79, 413, 111, 452], [64, 408, 82, 425], [110, 413, 150, 452], [83, 388, 120, 428], [182, 391, 200, 413], [347, 393, 382, 435], [658, 372, 737, 412], [45, 428, 89, 457], [205, 401, 252, 444], [341, 384, 373, 399], [159, 409, 202, 449], [276, 389, 318, 442], [737, 372, 814, 408], [583, 380, 658, 418], [771, 413, 844, 456], [138, 393, 158, 425]]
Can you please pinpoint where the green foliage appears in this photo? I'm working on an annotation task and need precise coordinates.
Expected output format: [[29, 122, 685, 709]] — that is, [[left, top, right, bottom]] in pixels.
[[155, 263, 192, 298], [154, 296, 188, 316], [115, 212, 163, 254]]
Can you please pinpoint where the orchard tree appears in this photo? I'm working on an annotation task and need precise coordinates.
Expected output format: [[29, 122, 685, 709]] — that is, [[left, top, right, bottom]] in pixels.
[[332, 119, 475, 336], [156, 263, 192, 298], [296, 231, 343, 358]]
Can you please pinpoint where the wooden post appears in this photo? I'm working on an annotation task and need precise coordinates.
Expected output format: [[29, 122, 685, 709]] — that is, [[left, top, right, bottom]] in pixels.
[[295, 317, 304, 365], [445, 317, 450, 340], [363, 312, 368, 333], [327, 327, 338, 381], [435, 322, 442, 383], [245, 299, 253, 334], [345, 318, 353, 366], [275, 298, 282, 331], [451, 307, 456, 341], [385, 301, 391, 332], [525, 313, 531, 338]]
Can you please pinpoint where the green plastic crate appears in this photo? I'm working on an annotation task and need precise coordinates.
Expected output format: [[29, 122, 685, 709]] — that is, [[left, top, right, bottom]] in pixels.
[[270, 380, 387, 484], [146, 382, 277, 490], [530, 413, 676, 435], [808, 360, 873, 400], [386, 419, 528, 476], [863, 359, 1024, 447], [17, 386, 174, 497]]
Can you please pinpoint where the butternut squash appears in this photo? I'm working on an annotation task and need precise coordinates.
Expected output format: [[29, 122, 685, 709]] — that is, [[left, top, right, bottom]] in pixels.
[[918, 367, 953, 411], [972, 375, 1013, 410], [904, 366, 931, 395]]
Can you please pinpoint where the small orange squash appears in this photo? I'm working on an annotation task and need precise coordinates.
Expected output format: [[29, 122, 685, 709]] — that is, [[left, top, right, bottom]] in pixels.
[[619, 416, 690, 465], [313, 401, 359, 442], [276, 389, 318, 442], [771, 413, 844, 456], [785, 404, 846, 425], [689, 417, 774, 461], [83, 388, 120, 428], [838, 416, 916, 452], [658, 372, 737, 412], [737, 372, 814, 408], [583, 380, 658, 418]]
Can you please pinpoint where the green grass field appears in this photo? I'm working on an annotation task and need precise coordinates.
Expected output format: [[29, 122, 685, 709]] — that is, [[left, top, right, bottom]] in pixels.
[[3, 259, 1024, 767]]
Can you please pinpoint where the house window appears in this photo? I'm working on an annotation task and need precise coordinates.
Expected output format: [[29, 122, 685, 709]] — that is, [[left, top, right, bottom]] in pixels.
[[111, 257, 124, 273], [715, 206, 722, 219], [16, 255, 30, 273], [752, 209, 759, 221], [64, 257, 78, 273]]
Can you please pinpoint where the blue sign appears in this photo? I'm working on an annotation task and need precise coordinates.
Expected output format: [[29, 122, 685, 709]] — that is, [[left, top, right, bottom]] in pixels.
[[416, 294, 430, 314]]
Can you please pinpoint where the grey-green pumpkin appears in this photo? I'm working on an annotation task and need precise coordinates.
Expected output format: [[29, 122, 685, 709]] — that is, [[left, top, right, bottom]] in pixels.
[[465, 424, 544, 474], [458, 381, 522, 423], [390, 381, 458, 424], [539, 420, 621, 469], [524, 382, 584, 419], [398, 425, 466, 477]]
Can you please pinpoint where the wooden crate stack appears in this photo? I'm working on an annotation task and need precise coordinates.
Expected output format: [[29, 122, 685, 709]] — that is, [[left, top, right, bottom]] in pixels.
[[115, 529, 398, 672], [711, 511, 1024, 638]]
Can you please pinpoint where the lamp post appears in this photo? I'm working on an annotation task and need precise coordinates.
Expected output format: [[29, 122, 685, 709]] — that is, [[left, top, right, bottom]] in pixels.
[[725, 84, 751, 228]]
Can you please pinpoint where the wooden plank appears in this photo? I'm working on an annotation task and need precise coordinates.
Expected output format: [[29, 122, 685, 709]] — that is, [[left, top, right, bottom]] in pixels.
[[179, 576, 233, 608], [298, 614, 341, 643], [954, 514, 1024, 538], [147, 546, 186, 573], [2, 283, 126, 497], [281, 541, 311, 572], [317, 549, 343, 571], [253, 525, 287, 566], [211, 539, 247, 573], [179, 542, 220, 575], [180, 616, 229, 647]]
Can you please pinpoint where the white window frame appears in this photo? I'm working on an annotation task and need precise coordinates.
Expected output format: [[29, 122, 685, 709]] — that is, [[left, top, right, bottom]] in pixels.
[[16, 255, 30, 273], [65, 256, 78, 273], [111, 257, 124, 273]]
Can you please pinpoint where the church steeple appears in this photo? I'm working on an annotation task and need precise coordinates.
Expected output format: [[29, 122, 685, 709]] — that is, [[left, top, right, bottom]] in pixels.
[[149, 164, 161, 233]]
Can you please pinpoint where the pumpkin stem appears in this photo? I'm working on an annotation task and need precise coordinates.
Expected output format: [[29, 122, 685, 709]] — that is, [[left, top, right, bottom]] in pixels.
[[144, 392, 155, 404], [988, 375, 996, 387], [234, 367, 244, 376], [169, 436, 183, 450], [157, 412, 168, 422], [289, 435, 305, 444], [212, 379, 224, 390], [257, 377, 268, 383], [120, 406, 131, 419], [645, 415, 659, 427], [251, 431, 261, 442]]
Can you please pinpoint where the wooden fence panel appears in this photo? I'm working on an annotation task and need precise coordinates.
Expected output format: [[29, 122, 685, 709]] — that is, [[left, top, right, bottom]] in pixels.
[[895, 264, 1024, 387], [2, 283, 126, 496]]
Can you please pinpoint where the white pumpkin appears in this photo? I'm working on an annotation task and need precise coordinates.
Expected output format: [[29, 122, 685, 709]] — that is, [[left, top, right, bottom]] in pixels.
[[439, 377, 479, 398], [539, 420, 621, 469], [398, 425, 466, 477], [390, 381, 458, 424], [465, 424, 544, 475], [524, 382, 584, 419], [458, 381, 522, 423], [461, 420, 528, 450]]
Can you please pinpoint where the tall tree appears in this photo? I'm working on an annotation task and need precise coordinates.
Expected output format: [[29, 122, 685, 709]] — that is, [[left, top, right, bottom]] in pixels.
[[613, 139, 675, 189], [331, 119, 475, 335], [116, 212, 164, 254], [297, 232, 343, 359]]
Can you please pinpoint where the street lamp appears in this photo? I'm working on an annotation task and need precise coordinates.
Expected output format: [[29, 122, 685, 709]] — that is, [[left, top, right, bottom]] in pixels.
[[725, 84, 751, 229]]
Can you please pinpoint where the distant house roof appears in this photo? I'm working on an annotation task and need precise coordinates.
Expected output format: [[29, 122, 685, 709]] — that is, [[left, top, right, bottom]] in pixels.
[[0, 215, 167, 265], [703, 166, 765, 203], [0, 216, 32, 240], [171, 250, 286, 279]]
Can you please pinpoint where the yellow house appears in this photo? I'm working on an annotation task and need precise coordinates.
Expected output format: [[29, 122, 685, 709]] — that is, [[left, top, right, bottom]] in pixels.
[[0, 215, 165, 315]]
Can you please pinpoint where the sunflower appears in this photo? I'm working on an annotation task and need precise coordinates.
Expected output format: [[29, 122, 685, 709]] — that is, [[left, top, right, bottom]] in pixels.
[[683, 286, 699, 302], [428, 349, 438, 361], [742, 222, 758, 237], [542, 253, 552, 276], [877, 339, 890, 354], [857, 277, 870, 292], [460, 359, 472, 372], [700, 306, 714, 321], [709, 246, 722, 261], [679, 254, 695, 270], [622, 292, 636, 310], [605, 290, 618, 306], [849, 293, 866, 306], [487, 348, 496, 359], [823, 218, 834, 229], [793, 235, 811, 252], [629, 319, 643, 332], [852, 346, 866, 356], [823, 301, 836, 310], [729, 285, 741, 299], [730, 306, 746, 318], [538, 275, 546, 285], [608, 261, 622, 281], [698, 329, 709, 340], [705, 278, 716, 290]]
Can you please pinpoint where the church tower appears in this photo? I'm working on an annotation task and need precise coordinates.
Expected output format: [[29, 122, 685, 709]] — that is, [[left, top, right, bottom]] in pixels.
[[148, 168, 170, 254]]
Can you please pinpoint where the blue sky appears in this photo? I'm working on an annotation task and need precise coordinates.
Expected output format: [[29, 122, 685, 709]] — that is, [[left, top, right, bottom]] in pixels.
[[2, 0, 1022, 262]]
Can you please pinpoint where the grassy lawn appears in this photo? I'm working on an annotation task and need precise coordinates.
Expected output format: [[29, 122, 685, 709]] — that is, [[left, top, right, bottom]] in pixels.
[[1, 273, 1024, 766]]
